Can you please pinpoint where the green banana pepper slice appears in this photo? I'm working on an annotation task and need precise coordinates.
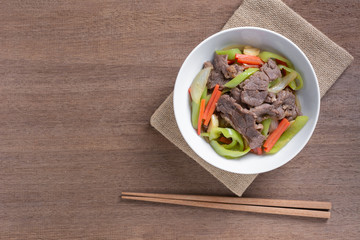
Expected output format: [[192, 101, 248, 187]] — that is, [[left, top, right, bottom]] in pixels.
[[224, 68, 259, 88], [278, 65, 304, 90], [216, 48, 242, 60], [261, 118, 272, 136], [191, 88, 208, 129], [208, 127, 251, 158], [191, 101, 200, 129], [209, 127, 244, 151], [210, 140, 250, 158], [258, 51, 294, 68], [267, 116, 309, 154]]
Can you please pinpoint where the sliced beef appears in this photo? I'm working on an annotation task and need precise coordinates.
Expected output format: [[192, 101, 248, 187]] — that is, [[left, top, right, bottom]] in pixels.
[[230, 87, 242, 102], [207, 69, 228, 90], [240, 90, 268, 107], [241, 71, 269, 90], [213, 54, 243, 79], [250, 104, 284, 123], [216, 95, 265, 149], [226, 64, 244, 79], [239, 71, 270, 107], [274, 89, 301, 121], [260, 58, 281, 82], [264, 92, 277, 103]]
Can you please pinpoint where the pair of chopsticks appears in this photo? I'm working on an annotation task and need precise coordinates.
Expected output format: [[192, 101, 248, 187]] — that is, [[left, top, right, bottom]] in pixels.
[[121, 192, 331, 219]]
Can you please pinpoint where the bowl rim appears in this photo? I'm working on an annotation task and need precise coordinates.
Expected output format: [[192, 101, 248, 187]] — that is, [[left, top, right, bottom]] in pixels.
[[173, 26, 320, 174]]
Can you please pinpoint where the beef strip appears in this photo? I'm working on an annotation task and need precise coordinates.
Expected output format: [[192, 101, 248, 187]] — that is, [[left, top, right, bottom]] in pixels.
[[216, 95, 265, 149], [213, 54, 243, 79], [230, 87, 242, 102], [240, 90, 268, 107], [260, 58, 281, 82], [250, 104, 285, 123], [226, 64, 244, 79], [264, 92, 277, 103], [273, 88, 301, 121], [206, 69, 228, 90], [241, 71, 269, 90], [207, 55, 244, 90], [238, 71, 270, 107]]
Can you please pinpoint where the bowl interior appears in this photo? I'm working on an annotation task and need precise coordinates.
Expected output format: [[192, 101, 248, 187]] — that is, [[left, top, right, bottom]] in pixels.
[[173, 27, 319, 174]]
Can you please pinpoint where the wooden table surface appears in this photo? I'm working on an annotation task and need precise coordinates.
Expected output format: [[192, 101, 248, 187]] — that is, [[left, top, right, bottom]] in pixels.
[[0, 0, 359, 239]]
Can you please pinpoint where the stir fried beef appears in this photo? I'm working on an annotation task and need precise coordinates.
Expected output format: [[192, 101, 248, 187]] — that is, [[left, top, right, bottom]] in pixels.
[[226, 64, 244, 79], [260, 58, 281, 82], [264, 92, 277, 103], [274, 88, 301, 121], [207, 55, 244, 90], [230, 87, 242, 102], [216, 95, 265, 149], [241, 72, 269, 90], [204, 53, 300, 149], [238, 71, 270, 107], [207, 69, 228, 90], [240, 90, 268, 107]]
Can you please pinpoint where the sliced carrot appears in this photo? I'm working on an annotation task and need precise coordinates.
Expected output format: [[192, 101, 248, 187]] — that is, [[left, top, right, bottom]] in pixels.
[[197, 99, 206, 135], [203, 84, 219, 121], [204, 90, 222, 126], [219, 136, 232, 144], [235, 54, 264, 65], [251, 147, 263, 155], [263, 118, 290, 152]]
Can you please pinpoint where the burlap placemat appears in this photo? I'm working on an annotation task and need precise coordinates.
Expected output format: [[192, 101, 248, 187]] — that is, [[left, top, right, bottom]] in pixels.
[[150, 0, 353, 196]]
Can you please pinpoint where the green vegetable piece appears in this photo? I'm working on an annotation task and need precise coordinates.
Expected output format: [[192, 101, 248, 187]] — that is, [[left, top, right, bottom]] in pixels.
[[224, 68, 259, 88], [210, 140, 250, 159], [268, 116, 309, 154], [261, 119, 272, 136], [258, 51, 294, 68], [209, 127, 244, 150], [191, 101, 200, 129], [205, 94, 211, 105], [201, 87, 208, 100], [278, 65, 304, 90], [192, 88, 208, 129], [190, 67, 212, 104], [268, 71, 297, 94], [216, 48, 242, 60]]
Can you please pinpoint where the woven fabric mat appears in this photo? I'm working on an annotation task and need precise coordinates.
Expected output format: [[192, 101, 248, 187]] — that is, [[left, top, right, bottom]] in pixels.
[[150, 0, 353, 196]]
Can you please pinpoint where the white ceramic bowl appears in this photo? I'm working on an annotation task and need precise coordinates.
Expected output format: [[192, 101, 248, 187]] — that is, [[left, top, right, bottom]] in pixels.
[[173, 27, 320, 174]]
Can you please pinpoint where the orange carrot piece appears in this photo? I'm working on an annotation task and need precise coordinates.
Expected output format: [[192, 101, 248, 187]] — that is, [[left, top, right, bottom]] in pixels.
[[203, 84, 219, 120], [204, 90, 221, 126], [219, 136, 232, 144], [197, 99, 206, 135], [251, 147, 263, 155], [235, 54, 264, 65], [263, 118, 290, 152]]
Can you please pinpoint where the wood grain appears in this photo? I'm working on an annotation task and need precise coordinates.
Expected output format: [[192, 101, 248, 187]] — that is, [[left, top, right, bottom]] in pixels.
[[0, 0, 359, 239]]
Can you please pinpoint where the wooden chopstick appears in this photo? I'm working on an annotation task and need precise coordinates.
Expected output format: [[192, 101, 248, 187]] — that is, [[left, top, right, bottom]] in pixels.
[[121, 192, 331, 219], [121, 192, 331, 210]]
